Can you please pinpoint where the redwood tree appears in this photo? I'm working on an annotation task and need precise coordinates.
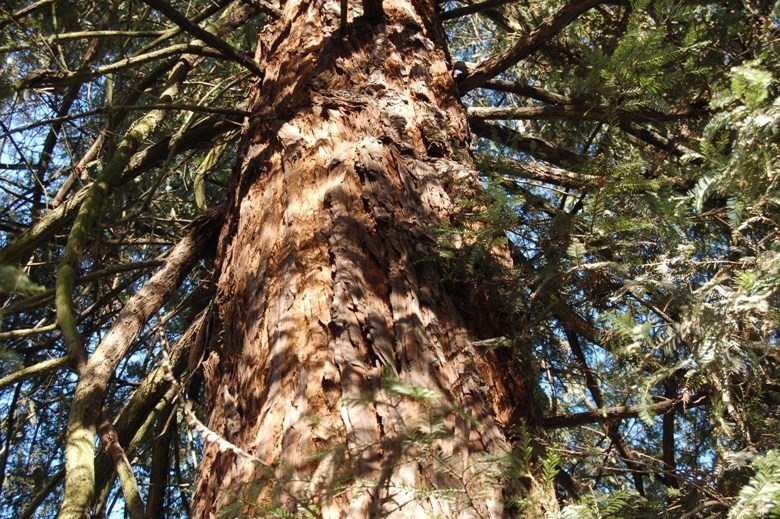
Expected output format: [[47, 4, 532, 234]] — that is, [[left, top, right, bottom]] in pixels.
[[2, 0, 779, 518], [188, 0, 546, 514]]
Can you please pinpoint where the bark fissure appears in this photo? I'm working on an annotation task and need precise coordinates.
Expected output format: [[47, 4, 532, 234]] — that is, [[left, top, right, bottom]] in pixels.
[[192, 1, 544, 516]]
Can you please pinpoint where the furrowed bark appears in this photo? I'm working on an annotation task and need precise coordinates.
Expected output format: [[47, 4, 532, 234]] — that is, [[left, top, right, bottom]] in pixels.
[[191, 0, 547, 516]]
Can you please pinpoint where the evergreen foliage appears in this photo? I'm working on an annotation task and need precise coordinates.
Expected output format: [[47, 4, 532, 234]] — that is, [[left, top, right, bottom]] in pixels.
[[0, 0, 778, 517]]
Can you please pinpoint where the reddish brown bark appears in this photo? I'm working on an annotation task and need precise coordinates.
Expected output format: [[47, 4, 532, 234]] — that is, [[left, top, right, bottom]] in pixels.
[[191, 0, 540, 516]]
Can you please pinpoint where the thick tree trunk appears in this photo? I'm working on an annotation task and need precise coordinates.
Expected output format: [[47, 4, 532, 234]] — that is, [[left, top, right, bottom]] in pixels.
[[191, 0, 540, 516]]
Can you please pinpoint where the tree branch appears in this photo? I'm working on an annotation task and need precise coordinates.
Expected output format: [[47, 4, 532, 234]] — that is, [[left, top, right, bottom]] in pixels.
[[458, 0, 602, 92], [470, 117, 586, 168], [3, 104, 249, 137], [478, 156, 597, 189], [0, 356, 70, 391], [58, 206, 223, 518], [141, 0, 264, 77], [440, 0, 517, 21], [482, 79, 574, 105], [468, 103, 707, 125], [97, 409, 145, 519], [543, 393, 708, 428]]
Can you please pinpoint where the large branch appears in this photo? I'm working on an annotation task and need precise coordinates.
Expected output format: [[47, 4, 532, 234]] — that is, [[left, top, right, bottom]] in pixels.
[[58, 205, 224, 519], [94, 301, 213, 508], [458, 0, 602, 92]]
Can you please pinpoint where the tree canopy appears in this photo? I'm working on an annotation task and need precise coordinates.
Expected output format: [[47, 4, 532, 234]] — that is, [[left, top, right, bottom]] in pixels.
[[0, 0, 779, 517]]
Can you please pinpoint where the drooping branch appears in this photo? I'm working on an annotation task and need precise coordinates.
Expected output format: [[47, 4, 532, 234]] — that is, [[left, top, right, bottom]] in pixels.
[[458, 0, 602, 92]]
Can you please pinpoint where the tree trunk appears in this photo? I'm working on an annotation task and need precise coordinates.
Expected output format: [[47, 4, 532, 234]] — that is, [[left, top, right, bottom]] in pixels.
[[191, 0, 541, 516]]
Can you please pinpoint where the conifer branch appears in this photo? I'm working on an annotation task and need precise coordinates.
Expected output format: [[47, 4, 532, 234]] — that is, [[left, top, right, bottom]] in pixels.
[[468, 103, 707, 125], [458, 0, 603, 92], [141, 0, 265, 78], [440, 0, 517, 21], [470, 117, 586, 168], [543, 393, 708, 428]]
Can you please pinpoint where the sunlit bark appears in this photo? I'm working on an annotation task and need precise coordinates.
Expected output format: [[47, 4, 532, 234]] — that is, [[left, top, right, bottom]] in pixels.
[[190, 0, 545, 516]]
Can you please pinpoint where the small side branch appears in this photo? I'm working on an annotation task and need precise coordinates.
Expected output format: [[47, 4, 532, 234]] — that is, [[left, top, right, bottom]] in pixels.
[[543, 393, 708, 428], [458, 0, 602, 92], [0, 356, 69, 391], [142, 0, 265, 77], [440, 0, 517, 21]]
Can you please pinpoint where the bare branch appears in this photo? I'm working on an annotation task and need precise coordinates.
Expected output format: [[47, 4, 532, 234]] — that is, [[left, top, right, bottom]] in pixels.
[[59, 205, 224, 518], [478, 156, 597, 189], [3, 104, 249, 137], [468, 103, 707, 125], [97, 409, 145, 519]]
